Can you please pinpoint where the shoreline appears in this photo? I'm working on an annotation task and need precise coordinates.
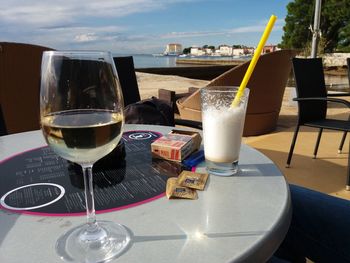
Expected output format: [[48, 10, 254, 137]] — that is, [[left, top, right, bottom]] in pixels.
[[136, 64, 348, 83], [176, 58, 245, 66], [136, 65, 235, 80]]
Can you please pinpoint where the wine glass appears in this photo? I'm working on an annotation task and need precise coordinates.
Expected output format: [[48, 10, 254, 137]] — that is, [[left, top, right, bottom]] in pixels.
[[40, 51, 130, 262]]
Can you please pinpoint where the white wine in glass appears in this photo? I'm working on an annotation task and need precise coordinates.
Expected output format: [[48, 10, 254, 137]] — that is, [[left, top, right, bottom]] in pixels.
[[40, 51, 130, 262]]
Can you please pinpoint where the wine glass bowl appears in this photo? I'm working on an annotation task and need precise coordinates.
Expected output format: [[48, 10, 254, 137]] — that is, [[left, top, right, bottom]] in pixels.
[[40, 51, 130, 262], [41, 109, 123, 165]]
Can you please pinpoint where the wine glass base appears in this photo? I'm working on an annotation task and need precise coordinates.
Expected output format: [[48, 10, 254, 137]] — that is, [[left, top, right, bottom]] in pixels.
[[56, 220, 131, 263]]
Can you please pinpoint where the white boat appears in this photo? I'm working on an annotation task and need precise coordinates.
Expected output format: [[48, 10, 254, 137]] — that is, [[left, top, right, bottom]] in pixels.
[[163, 52, 179, 56], [152, 53, 164, 57]]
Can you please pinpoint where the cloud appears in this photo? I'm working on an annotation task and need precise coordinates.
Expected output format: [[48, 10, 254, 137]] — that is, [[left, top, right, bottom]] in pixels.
[[0, 1, 284, 53], [232, 18, 284, 33], [0, 0, 198, 51], [160, 18, 283, 40], [0, 0, 195, 26], [161, 31, 223, 39]]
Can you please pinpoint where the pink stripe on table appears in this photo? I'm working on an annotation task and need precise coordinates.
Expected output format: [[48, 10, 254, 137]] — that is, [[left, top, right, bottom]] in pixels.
[[0, 193, 166, 217]]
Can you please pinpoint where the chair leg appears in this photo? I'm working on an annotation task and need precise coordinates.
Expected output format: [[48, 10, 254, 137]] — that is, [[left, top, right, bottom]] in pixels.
[[286, 125, 300, 168], [338, 132, 347, 154], [313, 128, 323, 159]]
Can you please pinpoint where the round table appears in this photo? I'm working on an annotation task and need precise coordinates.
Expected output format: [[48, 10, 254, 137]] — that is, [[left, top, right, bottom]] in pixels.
[[0, 124, 291, 263]]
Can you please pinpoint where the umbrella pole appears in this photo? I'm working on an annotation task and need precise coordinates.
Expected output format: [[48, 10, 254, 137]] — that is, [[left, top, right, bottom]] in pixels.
[[311, 0, 322, 58]]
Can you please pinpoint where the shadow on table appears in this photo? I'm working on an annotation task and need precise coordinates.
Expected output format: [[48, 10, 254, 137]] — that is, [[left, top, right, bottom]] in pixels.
[[132, 230, 266, 243], [54, 225, 268, 262], [129, 228, 274, 262], [0, 209, 20, 246]]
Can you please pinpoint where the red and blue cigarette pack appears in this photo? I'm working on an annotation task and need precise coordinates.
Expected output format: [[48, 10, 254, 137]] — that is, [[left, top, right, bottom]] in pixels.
[[151, 130, 201, 162]]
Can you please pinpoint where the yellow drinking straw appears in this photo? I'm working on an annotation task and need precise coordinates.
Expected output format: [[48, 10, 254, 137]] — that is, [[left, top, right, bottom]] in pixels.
[[231, 14, 277, 107]]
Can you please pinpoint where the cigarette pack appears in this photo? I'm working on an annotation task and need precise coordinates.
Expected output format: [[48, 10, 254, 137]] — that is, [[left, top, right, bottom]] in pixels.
[[151, 130, 201, 162]]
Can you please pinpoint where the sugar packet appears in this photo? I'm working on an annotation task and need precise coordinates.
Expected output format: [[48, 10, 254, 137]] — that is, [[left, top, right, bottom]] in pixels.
[[166, 178, 198, 199], [177, 171, 208, 190]]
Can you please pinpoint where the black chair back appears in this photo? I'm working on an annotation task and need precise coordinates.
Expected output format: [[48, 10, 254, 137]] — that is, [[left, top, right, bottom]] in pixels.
[[0, 105, 7, 136], [113, 56, 141, 106], [292, 58, 327, 124], [0, 42, 54, 135]]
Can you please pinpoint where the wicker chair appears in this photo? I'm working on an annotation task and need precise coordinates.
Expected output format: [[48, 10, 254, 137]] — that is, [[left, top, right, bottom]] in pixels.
[[0, 42, 54, 135], [174, 49, 297, 136], [286, 57, 350, 190]]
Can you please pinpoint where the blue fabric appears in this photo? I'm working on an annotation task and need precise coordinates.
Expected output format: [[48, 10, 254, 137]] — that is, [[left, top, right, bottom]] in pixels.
[[274, 184, 350, 263]]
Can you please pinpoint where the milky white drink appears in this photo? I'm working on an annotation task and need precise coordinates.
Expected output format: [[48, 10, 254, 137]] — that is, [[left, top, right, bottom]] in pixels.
[[201, 86, 249, 176], [202, 105, 245, 163]]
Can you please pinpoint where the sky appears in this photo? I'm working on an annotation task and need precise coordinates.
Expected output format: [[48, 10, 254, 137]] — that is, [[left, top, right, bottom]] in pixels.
[[0, 0, 292, 54]]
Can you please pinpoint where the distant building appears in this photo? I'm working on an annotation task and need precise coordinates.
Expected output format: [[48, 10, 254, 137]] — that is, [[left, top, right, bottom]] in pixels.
[[186, 44, 255, 57], [190, 46, 205, 56], [164, 43, 183, 56], [263, 44, 279, 53], [218, 45, 233, 56], [244, 47, 254, 55], [204, 48, 214, 55], [232, 48, 245, 56]]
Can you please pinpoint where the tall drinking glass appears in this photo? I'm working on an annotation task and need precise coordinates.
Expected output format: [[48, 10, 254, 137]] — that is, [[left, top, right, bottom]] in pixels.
[[40, 51, 130, 262], [201, 86, 249, 176]]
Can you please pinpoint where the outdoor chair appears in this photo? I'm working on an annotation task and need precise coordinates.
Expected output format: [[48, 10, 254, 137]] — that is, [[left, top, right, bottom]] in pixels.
[[159, 49, 297, 136], [286, 57, 350, 190], [113, 56, 141, 106], [0, 106, 6, 136], [337, 57, 350, 152], [0, 42, 54, 135]]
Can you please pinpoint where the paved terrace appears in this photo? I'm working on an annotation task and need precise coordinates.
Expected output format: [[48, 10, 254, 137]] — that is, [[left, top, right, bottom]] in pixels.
[[137, 72, 350, 201]]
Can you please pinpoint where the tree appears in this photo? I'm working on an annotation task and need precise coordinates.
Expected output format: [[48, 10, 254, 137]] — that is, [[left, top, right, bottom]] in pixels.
[[280, 0, 313, 50], [183, 47, 191, 54], [280, 0, 350, 53], [338, 24, 350, 52], [321, 0, 350, 52]]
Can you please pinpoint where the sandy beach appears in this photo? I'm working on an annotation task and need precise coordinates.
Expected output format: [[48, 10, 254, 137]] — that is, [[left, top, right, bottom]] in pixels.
[[136, 72, 209, 100]]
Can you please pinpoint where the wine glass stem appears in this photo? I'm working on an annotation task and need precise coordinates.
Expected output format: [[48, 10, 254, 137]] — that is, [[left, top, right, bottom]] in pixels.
[[82, 165, 97, 228]]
